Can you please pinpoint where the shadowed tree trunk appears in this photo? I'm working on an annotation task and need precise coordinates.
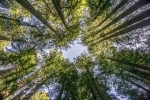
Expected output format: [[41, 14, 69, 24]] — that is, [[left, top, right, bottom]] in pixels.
[[85, 67, 108, 100], [91, 17, 150, 45], [100, 9, 150, 37], [88, 78, 98, 100], [97, 0, 149, 34], [97, 0, 128, 27], [126, 74, 150, 86], [0, 67, 16, 74], [128, 69, 150, 80], [92, 0, 110, 21], [122, 77, 150, 93], [107, 57, 150, 72], [22, 83, 42, 100], [52, 0, 67, 28], [11, 87, 29, 100], [15, 0, 59, 36]]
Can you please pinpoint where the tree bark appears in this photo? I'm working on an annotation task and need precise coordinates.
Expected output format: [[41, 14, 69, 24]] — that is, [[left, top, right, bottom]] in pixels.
[[0, 67, 16, 75], [22, 83, 42, 100], [11, 87, 29, 100], [129, 69, 150, 80], [107, 57, 150, 72], [101, 9, 150, 37], [97, 0, 149, 34], [15, 0, 59, 37], [122, 77, 150, 93], [85, 67, 108, 100], [52, 0, 67, 28], [97, 0, 128, 27], [91, 17, 150, 45], [92, 0, 110, 21]]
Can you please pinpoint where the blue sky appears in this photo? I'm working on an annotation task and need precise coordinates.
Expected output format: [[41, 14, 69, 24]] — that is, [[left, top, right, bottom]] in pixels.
[[62, 40, 88, 62]]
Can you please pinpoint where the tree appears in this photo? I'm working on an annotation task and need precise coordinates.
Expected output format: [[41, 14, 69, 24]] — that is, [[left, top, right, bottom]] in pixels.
[[0, 0, 150, 99]]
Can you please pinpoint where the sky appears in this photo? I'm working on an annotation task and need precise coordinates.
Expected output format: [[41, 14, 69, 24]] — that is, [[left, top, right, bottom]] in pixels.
[[62, 40, 88, 62]]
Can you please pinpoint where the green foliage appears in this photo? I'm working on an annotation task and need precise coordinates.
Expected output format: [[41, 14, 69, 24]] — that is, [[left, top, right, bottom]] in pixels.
[[0, 0, 150, 100], [30, 91, 49, 100]]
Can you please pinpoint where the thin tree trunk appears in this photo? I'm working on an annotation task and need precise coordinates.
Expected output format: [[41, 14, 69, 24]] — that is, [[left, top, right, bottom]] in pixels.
[[22, 83, 42, 100], [127, 74, 150, 86], [0, 67, 15, 74], [107, 57, 150, 72], [122, 77, 150, 93], [92, 0, 110, 21], [97, 0, 149, 33], [101, 9, 150, 37], [15, 0, 59, 37], [11, 87, 29, 100], [91, 17, 150, 45], [0, 15, 45, 32], [129, 69, 150, 80], [85, 67, 108, 100], [97, 0, 128, 27], [88, 78, 98, 100], [90, 86, 97, 100]]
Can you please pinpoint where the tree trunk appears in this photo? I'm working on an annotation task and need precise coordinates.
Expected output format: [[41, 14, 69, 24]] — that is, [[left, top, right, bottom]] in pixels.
[[15, 0, 59, 36], [22, 83, 42, 100], [107, 57, 150, 72], [97, 0, 128, 27], [85, 67, 108, 100], [11, 87, 29, 100], [52, 0, 67, 28], [126, 74, 150, 86], [0, 67, 16, 75], [88, 77, 98, 100], [122, 77, 150, 93], [91, 17, 150, 45], [92, 0, 110, 21], [129, 69, 150, 80], [97, 0, 149, 34], [101, 9, 150, 37]]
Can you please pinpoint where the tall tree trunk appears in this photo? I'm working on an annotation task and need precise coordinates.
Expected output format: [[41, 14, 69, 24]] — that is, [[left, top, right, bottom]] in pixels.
[[0, 15, 45, 31], [52, 0, 67, 28], [11, 87, 29, 100], [0, 67, 16, 75], [92, 0, 110, 21], [15, 0, 59, 37], [91, 17, 150, 45], [107, 57, 150, 72], [101, 9, 150, 37], [97, 0, 128, 27], [85, 67, 108, 100], [126, 74, 150, 86], [97, 0, 149, 34], [128, 69, 150, 80], [122, 77, 150, 93], [88, 78, 98, 100], [22, 83, 42, 100]]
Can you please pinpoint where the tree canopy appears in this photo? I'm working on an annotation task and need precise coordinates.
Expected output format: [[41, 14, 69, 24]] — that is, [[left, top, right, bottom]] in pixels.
[[0, 0, 150, 100]]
